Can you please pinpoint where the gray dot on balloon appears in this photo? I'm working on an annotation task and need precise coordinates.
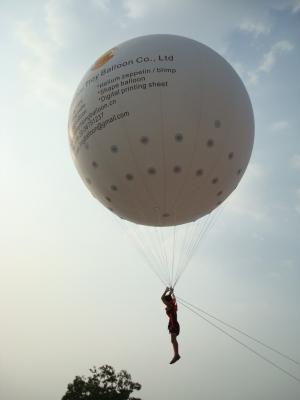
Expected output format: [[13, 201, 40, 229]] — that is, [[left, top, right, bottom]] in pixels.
[[196, 169, 203, 176], [214, 120, 221, 128], [207, 139, 214, 147], [92, 161, 98, 168], [173, 165, 182, 173], [85, 178, 91, 185], [228, 152, 234, 160], [140, 136, 149, 144], [212, 177, 219, 184], [175, 133, 183, 142], [126, 173, 134, 180], [111, 185, 118, 191], [111, 145, 118, 153], [148, 167, 156, 175], [162, 213, 170, 218], [106, 196, 111, 202]]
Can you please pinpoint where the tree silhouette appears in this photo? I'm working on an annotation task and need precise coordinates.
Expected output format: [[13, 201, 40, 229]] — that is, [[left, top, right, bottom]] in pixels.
[[61, 365, 141, 400]]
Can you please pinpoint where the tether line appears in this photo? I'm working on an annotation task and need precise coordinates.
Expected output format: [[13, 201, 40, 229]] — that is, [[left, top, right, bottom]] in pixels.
[[177, 298, 300, 384], [177, 296, 300, 367]]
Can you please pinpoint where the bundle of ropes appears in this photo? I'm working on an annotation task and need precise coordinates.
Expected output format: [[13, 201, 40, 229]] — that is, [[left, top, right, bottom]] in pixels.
[[116, 205, 224, 288]]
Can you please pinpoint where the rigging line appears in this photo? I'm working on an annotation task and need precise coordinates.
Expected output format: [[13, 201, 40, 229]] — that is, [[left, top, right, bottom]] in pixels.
[[157, 88, 172, 287], [114, 216, 169, 286], [154, 220, 171, 286], [177, 296, 300, 367], [173, 217, 208, 284], [180, 204, 224, 277], [119, 221, 168, 287], [137, 223, 166, 278], [177, 299, 300, 385], [171, 222, 177, 288], [175, 221, 196, 278], [170, 209, 178, 287], [183, 208, 219, 264], [185, 212, 214, 259], [159, 87, 167, 219], [131, 225, 165, 278], [154, 207, 172, 286], [122, 192, 166, 281], [117, 105, 167, 282], [186, 211, 216, 258], [165, 100, 203, 287], [175, 205, 223, 285], [90, 156, 166, 283], [173, 213, 214, 287], [115, 95, 172, 285], [151, 228, 169, 282], [142, 230, 171, 286], [180, 214, 212, 268], [182, 214, 210, 268]]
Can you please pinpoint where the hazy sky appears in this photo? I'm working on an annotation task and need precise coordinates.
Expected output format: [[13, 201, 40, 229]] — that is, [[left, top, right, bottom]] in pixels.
[[1, 1, 300, 399]]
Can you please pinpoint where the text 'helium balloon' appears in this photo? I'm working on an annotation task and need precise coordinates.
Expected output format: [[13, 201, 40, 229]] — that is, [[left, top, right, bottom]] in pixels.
[[68, 34, 254, 226]]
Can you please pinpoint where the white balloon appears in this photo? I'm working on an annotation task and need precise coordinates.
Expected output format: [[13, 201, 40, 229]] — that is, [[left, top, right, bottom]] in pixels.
[[68, 34, 254, 226]]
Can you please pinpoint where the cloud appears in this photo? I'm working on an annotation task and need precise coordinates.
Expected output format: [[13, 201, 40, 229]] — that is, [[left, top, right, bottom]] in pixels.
[[290, 155, 300, 169], [239, 20, 271, 37], [246, 40, 294, 85], [91, 0, 111, 11], [281, 258, 296, 271], [15, 19, 69, 107], [226, 162, 269, 221], [44, 0, 68, 47], [123, 0, 148, 18], [292, 0, 300, 12], [270, 120, 289, 132], [258, 40, 294, 73], [11, 0, 298, 107], [123, 0, 170, 19]]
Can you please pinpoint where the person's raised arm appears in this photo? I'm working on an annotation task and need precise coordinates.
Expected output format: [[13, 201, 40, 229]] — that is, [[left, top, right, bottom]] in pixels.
[[169, 287, 175, 301], [161, 287, 170, 304]]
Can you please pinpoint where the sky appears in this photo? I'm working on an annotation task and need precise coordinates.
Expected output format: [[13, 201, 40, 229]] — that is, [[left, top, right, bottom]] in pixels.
[[0, 0, 300, 399]]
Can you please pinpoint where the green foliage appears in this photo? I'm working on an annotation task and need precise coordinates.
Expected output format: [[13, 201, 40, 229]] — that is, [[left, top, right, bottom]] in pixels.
[[61, 365, 141, 400]]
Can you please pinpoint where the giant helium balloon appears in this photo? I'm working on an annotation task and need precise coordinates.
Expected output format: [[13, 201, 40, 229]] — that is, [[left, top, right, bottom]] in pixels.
[[68, 34, 254, 226]]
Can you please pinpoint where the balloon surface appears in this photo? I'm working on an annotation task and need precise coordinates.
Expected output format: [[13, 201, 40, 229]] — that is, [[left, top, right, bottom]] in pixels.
[[68, 34, 254, 226]]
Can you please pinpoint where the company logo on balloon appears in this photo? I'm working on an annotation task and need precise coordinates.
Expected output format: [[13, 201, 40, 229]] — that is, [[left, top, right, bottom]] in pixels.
[[91, 48, 116, 70]]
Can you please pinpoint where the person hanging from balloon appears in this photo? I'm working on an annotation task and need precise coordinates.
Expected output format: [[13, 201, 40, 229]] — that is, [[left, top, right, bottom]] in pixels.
[[161, 287, 181, 364]]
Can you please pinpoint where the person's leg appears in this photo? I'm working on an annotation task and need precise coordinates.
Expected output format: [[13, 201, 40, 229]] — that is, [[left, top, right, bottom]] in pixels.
[[170, 334, 180, 364], [171, 333, 179, 356]]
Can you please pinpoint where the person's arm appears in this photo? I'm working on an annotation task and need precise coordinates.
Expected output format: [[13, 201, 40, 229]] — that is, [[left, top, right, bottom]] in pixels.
[[161, 287, 170, 305], [169, 287, 175, 301]]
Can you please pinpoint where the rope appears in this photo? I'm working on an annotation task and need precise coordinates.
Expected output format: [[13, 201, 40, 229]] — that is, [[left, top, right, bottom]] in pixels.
[[174, 204, 225, 287], [177, 297, 300, 366], [156, 225, 171, 285], [171, 220, 177, 287], [114, 92, 173, 286], [173, 212, 214, 287], [175, 221, 195, 274], [114, 218, 169, 286], [177, 298, 300, 384]]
